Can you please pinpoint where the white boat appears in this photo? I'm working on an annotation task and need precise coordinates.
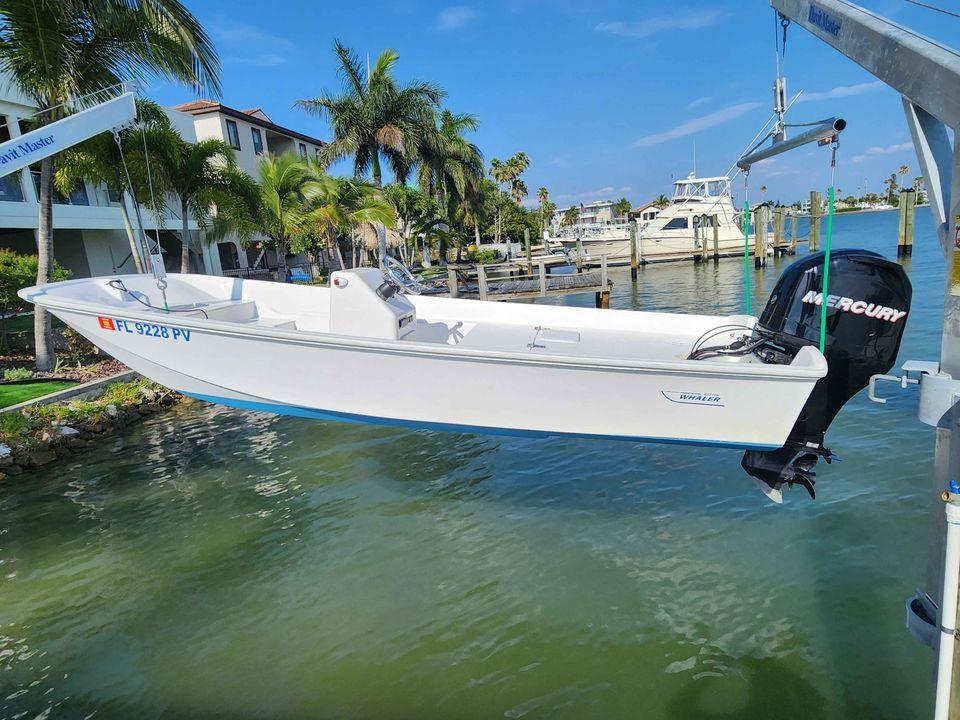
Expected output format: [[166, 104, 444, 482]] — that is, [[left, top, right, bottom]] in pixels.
[[560, 174, 754, 264], [22, 268, 822, 449], [19, 248, 911, 500]]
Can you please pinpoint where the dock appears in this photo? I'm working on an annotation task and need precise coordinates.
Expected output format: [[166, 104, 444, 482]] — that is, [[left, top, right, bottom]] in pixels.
[[445, 256, 612, 308]]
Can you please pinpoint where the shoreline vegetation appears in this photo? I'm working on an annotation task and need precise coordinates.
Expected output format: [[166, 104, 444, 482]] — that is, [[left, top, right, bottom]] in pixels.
[[0, 377, 182, 479]]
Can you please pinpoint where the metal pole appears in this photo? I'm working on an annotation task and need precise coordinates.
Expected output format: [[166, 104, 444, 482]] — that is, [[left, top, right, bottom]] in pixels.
[[936, 488, 960, 720]]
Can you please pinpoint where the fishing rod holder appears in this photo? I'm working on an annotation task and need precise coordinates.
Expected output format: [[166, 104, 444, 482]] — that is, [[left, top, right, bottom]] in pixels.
[[869, 360, 960, 427]]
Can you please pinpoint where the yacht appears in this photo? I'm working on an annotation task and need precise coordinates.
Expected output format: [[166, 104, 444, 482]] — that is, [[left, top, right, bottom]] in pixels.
[[559, 174, 754, 265]]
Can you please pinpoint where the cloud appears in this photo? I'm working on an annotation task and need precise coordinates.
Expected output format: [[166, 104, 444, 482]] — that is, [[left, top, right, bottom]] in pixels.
[[555, 186, 633, 204], [213, 22, 295, 65], [852, 141, 914, 163], [436, 6, 477, 30], [222, 54, 287, 67], [633, 102, 761, 147], [595, 10, 723, 39], [797, 80, 884, 102], [687, 96, 713, 109]]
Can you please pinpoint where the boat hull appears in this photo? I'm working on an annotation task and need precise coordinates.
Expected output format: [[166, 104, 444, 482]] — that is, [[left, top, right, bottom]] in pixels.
[[45, 303, 817, 450]]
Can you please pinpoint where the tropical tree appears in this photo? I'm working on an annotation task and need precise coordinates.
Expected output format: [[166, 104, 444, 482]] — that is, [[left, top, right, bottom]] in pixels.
[[298, 171, 395, 270], [55, 99, 172, 274], [211, 153, 319, 278], [150, 135, 249, 273], [898, 164, 909, 190], [913, 175, 925, 192], [537, 186, 550, 236], [507, 152, 530, 206], [418, 109, 483, 215], [562, 206, 580, 228], [613, 197, 632, 220], [297, 41, 443, 187], [653, 194, 670, 208], [884, 173, 899, 205], [0, 0, 219, 370]]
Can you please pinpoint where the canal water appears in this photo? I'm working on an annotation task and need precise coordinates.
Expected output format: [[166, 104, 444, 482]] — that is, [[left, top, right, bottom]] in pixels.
[[0, 209, 943, 719]]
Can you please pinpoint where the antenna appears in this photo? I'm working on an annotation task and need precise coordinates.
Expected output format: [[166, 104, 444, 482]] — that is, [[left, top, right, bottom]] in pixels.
[[693, 140, 697, 176]]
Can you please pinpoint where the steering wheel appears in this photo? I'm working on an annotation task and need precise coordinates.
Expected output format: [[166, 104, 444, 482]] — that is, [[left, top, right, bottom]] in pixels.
[[382, 255, 426, 295]]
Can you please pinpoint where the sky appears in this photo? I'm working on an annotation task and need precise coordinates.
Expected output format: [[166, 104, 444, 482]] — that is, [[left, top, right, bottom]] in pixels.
[[146, 0, 959, 208]]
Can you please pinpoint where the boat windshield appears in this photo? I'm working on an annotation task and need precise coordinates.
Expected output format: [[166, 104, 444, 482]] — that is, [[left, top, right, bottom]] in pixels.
[[673, 178, 730, 202]]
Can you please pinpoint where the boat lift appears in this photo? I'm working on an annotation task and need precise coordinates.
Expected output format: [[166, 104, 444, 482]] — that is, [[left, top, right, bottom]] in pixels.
[[766, 1, 960, 717]]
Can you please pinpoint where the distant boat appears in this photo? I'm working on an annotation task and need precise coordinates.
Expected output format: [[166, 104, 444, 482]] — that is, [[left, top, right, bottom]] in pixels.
[[557, 173, 754, 264]]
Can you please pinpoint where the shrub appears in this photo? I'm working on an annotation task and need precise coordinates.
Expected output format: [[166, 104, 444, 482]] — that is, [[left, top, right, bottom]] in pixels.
[[0, 251, 70, 349], [466, 248, 500, 264], [3, 367, 33, 381]]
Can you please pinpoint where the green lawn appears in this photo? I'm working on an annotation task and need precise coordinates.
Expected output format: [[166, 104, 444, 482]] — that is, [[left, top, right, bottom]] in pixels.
[[0, 380, 76, 409]]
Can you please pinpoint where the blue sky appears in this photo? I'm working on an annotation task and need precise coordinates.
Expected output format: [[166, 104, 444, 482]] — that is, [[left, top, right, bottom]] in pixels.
[[147, 0, 956, 207]]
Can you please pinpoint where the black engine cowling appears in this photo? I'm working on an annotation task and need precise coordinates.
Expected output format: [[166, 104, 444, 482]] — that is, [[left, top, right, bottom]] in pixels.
[[741, 249, 911, 498]]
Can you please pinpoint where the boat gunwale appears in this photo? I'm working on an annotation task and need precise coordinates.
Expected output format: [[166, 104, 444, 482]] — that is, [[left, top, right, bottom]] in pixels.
[[24, 286, 828, 382]]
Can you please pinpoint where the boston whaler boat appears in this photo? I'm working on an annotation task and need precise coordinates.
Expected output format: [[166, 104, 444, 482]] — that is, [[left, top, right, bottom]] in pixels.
[[20, 248, 911, 501]]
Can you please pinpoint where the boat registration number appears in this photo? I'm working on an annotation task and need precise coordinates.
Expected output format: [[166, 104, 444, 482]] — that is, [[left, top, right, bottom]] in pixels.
[[97, 316, 191, 342]]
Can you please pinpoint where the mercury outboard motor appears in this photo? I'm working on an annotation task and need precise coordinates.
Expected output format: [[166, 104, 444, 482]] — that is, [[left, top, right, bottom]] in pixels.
[[741, 249, 911, 498]]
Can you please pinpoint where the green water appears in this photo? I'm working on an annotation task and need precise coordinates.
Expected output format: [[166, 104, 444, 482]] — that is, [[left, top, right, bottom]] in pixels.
[[0, 209, 944, 719]]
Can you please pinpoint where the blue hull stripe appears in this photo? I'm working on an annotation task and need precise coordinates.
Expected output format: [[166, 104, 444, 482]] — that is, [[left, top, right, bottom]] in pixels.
[[182, 392, 782, 450]]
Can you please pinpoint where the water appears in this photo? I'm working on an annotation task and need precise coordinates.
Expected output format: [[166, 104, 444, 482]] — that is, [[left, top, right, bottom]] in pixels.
[[0, 209, 944, 719]]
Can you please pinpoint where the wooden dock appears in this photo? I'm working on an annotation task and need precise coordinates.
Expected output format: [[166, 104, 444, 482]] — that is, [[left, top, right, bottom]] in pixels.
[[446, 256, 612, 307]]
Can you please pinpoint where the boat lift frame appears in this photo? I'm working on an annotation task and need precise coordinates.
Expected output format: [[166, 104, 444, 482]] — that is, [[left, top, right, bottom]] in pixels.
[[768, 1, 960, 717]]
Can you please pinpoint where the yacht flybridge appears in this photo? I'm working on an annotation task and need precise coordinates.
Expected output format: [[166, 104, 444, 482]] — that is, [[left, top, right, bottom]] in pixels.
[[559, 173, 754, 265], [20, 249, 911, 501]]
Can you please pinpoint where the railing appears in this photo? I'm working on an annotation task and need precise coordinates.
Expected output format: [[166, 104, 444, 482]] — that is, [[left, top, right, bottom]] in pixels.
[[446, 255, 608, 301]]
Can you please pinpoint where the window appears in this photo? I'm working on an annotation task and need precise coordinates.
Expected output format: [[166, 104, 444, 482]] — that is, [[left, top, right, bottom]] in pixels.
[[315, 147, 322, 160], [251, 127, 264, 155], [662, 217, 689, 230], [226, 119, 241, 150], [298, 142, 307, 159]]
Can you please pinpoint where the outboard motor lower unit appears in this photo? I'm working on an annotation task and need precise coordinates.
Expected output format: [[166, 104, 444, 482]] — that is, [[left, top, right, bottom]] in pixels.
[[741, 249, 911, 498]]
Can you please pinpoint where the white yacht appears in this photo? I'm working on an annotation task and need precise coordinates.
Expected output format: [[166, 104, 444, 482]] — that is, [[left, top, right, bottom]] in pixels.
[[559, 174, 754, 265]]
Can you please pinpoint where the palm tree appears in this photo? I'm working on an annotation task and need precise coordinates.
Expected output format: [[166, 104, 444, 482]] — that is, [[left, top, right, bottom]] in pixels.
[[151, 136, 245, 273], [418, 110, 483, 216], [55, 99, 172, 274], [653, 194, 670, 208], [884, 174, 899, 205], [913, 176, 924, 192], [613, 197, 632, 221], [507, 152, 530, 205], [212, 153, 319, 279], [300, 172, 395, 270], [537, 186, 549, 236], [562, 206, 580, 228], [0, 0, 219, 370], [297, 41, 443, 187], [898, 164, 909, 191], [489, 158, 511, 244]]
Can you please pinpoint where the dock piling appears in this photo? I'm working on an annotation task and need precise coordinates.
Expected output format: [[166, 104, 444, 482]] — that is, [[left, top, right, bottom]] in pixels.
[[699, 215, 709, 263], [773, 206, 784, 256], [524, 227, 533, 269], [897, 188, 916, 257], [712, 214, 720, 263], [809, 191, 822, 251], [576, 236, 584, 273], [537, 260, 547, 296], [446, 267, 459, 298], [477, 264, 489, 301], [790, 212, 798, 254], [629, 220, 638, 282], [754, 205, 769, 267], [596, 255, 611, 308]]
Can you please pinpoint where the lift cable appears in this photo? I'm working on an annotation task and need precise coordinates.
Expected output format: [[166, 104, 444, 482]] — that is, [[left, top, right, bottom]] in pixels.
[[904, 0, 960, 19]]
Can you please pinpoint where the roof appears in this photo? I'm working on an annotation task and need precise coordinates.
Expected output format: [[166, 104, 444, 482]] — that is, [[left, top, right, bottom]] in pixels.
[[171, 100, 325, 147], [631, 200, 661, 213]]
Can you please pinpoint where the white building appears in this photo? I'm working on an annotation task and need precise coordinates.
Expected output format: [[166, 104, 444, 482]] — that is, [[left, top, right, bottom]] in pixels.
[[172, 100, 326, 277], [550, 199, 620, 235], [0, 86, 326, 280], [0, 83, 211, 278]]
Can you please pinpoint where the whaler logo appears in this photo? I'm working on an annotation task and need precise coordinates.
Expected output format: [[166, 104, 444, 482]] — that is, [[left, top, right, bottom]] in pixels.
[[801, 291, 907, 323], [661, 391, 724, 407], [808, 3, 842, 36]]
